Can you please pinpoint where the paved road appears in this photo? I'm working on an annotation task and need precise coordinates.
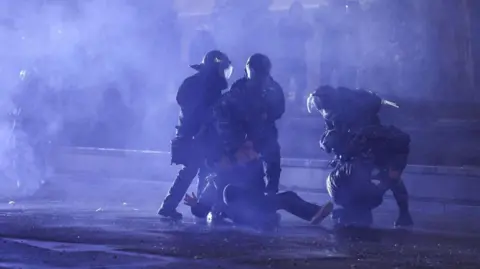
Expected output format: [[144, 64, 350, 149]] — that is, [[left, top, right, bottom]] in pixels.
[[0, 178, 479, 269], [0, 203, 480, 269]]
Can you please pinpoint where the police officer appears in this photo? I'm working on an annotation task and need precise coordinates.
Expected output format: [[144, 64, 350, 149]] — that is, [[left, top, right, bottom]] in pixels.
[[214, 53, 285, 196], [307, 85, 413, 227], [158, 50, 234, 220]]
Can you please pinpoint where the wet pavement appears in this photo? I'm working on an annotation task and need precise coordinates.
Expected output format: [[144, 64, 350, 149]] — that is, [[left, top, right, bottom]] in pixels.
[[0, 199, 480, 269]]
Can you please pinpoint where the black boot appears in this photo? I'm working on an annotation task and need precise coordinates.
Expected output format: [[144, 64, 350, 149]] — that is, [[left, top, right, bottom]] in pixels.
[[378, 173, 414, 228], [158, 207, 183, 220], [395, 210, 413, 228], [391, 180, 414, 227]]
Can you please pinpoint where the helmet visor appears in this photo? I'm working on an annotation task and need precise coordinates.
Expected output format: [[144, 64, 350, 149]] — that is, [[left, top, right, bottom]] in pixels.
[[306, 93, 320, 114], [307, 93, 328, 117], [245, 64, 252, 79], [223, 64, 233, 80]]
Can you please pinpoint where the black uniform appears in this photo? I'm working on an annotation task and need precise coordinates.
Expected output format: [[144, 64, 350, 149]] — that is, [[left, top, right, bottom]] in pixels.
[[158, 50, 233, 220], [214, 54, 285, 195], [308, 85, 413, 227]]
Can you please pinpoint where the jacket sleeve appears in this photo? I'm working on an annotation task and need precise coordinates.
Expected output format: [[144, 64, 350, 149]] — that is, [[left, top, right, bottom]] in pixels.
[[213, 90, 246, 158], [176, 77, 197, 108], [265, 80, 286, 121]]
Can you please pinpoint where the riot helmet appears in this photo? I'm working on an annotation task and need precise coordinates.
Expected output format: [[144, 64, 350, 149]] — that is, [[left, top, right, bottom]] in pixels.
[[190, 50, 233, 80], [306, 85, 336, 115], [245, 53, 272, 80]]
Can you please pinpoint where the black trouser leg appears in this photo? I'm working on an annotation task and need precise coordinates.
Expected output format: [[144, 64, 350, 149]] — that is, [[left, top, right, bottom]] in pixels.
[[389, 154, 411, 213], [376, 171, 413, 226], [377, 169, 410, 214], [223, 185, 320, 223], [369, 124, 411, 215], [390, 179, 410, 213], [160, 165, 199, 211], [260, 138, 282, 194]]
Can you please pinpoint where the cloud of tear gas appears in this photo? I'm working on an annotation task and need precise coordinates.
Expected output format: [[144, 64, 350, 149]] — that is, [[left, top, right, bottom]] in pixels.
[[0, 0, 183, 198], [0, 0, 474, 202]]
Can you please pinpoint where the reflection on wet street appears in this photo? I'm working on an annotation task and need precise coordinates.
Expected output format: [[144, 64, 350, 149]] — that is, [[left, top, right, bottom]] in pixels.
[[0, 202, 479, 269]]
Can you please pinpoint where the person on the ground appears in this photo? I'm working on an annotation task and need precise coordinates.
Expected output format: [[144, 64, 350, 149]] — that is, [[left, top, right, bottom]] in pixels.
[[184, 141, 334, 230]]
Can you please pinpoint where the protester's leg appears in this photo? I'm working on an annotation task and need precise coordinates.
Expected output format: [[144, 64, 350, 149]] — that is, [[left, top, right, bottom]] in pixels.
[[269, 191, 333, 224]]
